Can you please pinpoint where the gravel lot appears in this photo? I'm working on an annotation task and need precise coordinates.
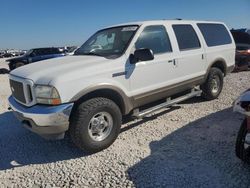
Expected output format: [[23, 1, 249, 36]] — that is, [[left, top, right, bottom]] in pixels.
[[0, 58, 250, 188]]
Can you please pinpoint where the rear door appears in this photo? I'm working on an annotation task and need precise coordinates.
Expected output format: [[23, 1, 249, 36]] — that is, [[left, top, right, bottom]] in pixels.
[[171, 24, 206, 81]]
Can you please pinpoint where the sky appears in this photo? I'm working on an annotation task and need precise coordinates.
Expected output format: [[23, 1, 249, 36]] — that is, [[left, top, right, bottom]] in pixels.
[[0, 0, 249, 50]]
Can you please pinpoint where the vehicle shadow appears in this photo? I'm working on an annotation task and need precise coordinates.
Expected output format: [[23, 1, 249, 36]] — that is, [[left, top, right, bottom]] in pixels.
[[127, 107, 250, 188], [0, 68, 9, 74], [0, 103, 182, 171], [178, 95, 205, 104], [0, 112, 86, 170]]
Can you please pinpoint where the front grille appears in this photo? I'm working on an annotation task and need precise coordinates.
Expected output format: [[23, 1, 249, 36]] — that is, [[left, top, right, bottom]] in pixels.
[[9, 79, 26, 104]]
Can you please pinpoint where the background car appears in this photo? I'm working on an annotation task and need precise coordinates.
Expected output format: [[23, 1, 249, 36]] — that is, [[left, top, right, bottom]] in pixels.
[[233, 28, 250, 35], [7, 47, 65, 70], [2, 52, 15, 58], [231, 29, 250, 71], [0, 52, 4, 58], [64, 46, 79, 55]]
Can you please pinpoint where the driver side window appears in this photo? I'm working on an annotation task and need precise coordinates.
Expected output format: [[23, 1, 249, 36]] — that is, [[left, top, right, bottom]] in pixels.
[[135, 25, 172, 54]]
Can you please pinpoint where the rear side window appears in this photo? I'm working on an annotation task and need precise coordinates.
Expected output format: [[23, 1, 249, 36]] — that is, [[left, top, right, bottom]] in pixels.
[[51, 48, 61, 54], [43, 48, 51, 55], [135, 25, 172, 54], [197, 23, 232, 47], [35, 48, 50, 55], [172, 24, 201, 51]]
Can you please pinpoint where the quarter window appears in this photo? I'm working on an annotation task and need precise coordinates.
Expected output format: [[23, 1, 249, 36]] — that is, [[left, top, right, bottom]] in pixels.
[[172, 24, 201, 51], [135, 25, 172, 54], [197, 23, 232, 47]]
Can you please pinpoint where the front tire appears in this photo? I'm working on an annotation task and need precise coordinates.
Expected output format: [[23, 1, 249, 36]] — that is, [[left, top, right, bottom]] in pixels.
[[15, 62, 25, 69], [69, 97, 122, 153], [9, 62, 25, 70], [201, 67, 224, 100], [235, 119, 250, 163]]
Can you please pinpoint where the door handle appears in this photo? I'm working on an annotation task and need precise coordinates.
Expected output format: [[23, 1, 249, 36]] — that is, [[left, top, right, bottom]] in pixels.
[[168, 59, 176, 65]]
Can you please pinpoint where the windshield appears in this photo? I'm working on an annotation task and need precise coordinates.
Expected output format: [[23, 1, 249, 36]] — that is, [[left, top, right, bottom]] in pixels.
[[24, 49, 33, 56], [75, 25, 139, 57]]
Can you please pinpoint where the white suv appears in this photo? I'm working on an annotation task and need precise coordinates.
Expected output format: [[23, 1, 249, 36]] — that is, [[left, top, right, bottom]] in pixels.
[[8, 20, 235, 152]]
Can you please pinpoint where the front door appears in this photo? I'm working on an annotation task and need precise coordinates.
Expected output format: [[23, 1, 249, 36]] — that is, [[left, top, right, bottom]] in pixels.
[[127, 25, 177, 102]]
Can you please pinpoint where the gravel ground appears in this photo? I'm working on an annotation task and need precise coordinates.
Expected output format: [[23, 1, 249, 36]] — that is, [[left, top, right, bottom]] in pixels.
[[0, 58, 250, 188]]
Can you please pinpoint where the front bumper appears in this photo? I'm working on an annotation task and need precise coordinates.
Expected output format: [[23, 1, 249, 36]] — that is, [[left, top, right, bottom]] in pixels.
[[8, 96, 73, 138]]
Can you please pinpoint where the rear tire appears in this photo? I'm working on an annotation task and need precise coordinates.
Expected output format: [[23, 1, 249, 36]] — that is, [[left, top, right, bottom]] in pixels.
[[69, 97, 122, 153], [201, 67, 223, 100], [235, 119, 250, 163]]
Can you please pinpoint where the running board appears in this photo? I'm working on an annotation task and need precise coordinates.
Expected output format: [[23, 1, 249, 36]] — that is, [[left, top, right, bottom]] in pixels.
[[132, 89, 202, 119]]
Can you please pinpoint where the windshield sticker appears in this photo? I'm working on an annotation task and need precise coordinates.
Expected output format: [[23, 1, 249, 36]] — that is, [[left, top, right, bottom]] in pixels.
[[121, 26, 138, 31]]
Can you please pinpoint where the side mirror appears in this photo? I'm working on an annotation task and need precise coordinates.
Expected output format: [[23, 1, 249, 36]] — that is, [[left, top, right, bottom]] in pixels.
[[131, 48, 154, 64]]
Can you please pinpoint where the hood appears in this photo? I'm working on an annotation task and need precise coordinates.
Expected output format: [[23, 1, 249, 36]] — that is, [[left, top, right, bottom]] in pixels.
[[10, 55, 116, 85]]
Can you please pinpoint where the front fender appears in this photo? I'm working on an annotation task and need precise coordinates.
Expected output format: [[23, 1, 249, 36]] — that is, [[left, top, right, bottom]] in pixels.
[[69, 83, 133, 114]]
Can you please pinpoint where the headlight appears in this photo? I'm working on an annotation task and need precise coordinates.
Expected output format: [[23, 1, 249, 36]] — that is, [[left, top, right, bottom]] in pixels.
[[35, 85, 61, 105]]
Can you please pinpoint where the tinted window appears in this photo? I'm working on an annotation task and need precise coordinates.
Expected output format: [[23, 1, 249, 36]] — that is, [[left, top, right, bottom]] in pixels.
[[51, 48, 61, 54], [231, 31, 250, 44], [197, 23, 232, 47], [173, 25, 201, 51], [135, 25, 172, 54], [43, 48, 51, 55], [31, 49, 42, 56], [33, 48, 49, 56]]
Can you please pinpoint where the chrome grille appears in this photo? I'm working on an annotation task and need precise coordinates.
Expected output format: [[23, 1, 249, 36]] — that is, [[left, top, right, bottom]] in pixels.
[[9, 79, 26, 103], [9, 75, 35, 106]]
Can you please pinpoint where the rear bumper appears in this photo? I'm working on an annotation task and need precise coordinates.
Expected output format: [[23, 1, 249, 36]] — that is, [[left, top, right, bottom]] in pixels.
[[8, 96, 73, 138]]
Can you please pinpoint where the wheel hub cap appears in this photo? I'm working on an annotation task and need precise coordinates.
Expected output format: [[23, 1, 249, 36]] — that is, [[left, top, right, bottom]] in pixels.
[[88, 112, 113, 141], [211, 77, 220, 94]]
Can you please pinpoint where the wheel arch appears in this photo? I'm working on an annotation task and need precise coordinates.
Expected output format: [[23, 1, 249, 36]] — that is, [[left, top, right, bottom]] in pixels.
[[70, 84, 133, 115], [8, 59, 28, 70], [205, 58, 227, 80]]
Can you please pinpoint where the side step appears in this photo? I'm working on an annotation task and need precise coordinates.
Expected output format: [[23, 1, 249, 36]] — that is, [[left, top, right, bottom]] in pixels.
[[132, 89, 202, 119]]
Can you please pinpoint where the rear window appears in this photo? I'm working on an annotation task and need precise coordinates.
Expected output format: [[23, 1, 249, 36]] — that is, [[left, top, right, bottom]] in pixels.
[[172, 24, 201, 51], [197, 23, 232, 47]]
